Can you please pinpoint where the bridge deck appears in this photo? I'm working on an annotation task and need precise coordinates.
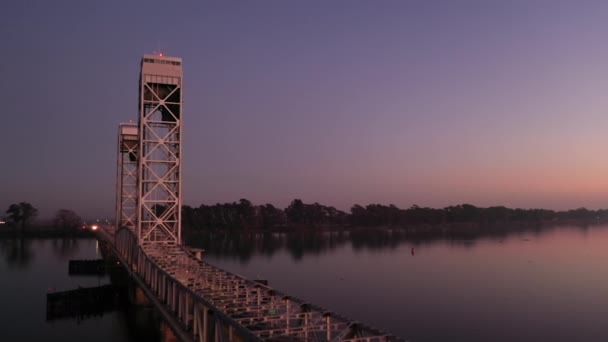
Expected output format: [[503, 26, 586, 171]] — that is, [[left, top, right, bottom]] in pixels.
[[103, 227, 405, 342]]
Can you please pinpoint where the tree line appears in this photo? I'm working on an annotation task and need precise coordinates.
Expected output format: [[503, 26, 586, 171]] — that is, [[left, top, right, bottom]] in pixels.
[[3, 202, 82, 231], [182, 199, 349, 232], [182, 200, 608, 232], [4, 200, 606, 233]]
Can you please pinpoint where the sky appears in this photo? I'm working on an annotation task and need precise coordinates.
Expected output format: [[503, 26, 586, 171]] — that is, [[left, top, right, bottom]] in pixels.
[[3, 0, 608, 219]]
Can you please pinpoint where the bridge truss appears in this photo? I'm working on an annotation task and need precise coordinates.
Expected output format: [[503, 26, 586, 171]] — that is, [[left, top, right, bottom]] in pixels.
[[110, 227, 404, 342]]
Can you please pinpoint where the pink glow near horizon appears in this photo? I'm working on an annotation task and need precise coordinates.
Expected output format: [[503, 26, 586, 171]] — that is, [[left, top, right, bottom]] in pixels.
[[3, 2, 608, 217]]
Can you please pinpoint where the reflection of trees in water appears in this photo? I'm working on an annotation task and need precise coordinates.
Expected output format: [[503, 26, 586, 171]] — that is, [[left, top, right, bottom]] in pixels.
[[188, 232, 256, 263], [188, 231, 351, 263], [286, 232, 317, 261], [50, 238, 80, 259], [350, 229, 403, 251], [259, 232, 282, 257], [285, 231, 350, 261], [0, 238, 83, 268], [0, 238, 34, 268], [185, 224, 599, 262]]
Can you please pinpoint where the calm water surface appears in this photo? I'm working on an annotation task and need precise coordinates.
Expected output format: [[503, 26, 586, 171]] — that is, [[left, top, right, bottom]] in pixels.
[[199, 225, 608, 342], [3, 226, 608, 342], [0, 238, 159, 342]]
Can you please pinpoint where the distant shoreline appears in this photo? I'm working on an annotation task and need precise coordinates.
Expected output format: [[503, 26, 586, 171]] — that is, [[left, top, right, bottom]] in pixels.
[[183, 218, 606, 239], [0, 226, 95, 238], [1, 218, 601, 241]]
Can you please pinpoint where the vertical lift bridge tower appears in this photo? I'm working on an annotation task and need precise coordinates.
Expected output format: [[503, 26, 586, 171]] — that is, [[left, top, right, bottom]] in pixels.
[[116, 122, 138, 231], [137, 54, 183, 245]]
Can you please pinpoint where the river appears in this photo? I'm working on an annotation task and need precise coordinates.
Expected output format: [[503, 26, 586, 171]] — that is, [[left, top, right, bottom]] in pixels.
[[1, 225, 608, 341], [196, 224, 608, 342], [0, 238, 160, 342]]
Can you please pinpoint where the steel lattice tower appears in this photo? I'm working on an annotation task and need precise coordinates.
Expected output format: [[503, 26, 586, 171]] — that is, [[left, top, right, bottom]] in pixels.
[[137, 54, 183, 245], [116, 122, 139, 231]]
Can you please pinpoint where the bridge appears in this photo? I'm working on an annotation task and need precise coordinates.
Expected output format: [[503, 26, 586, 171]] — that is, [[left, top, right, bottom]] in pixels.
[[101, 54, 405, 342]]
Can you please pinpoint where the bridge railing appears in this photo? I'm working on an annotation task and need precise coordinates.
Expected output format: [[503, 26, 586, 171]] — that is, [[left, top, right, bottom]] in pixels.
[[112, 227, 260, 341]]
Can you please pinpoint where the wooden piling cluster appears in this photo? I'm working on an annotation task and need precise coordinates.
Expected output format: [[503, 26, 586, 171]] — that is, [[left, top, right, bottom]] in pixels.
[[46, 284, 126, 321], [68, 259, 107, 275]]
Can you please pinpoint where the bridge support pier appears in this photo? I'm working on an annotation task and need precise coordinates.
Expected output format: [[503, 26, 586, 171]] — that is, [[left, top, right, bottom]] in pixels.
[[129, 280, 151, 307], [161, 320, 179, 342]]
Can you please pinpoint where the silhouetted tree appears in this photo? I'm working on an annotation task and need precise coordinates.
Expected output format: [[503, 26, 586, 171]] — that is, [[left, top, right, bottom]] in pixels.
[[53, 209, 82, 231], [236, 199, 255, 229], [259, 204, 286, 228], [325, 206, 347, 225], [349, 204, 369, 226], [284, 199, 343, 226], [285, 199, 306, 224], [5, 202, 38, 230], [152, 204, 167, 217], [5, 204, 20, 227]]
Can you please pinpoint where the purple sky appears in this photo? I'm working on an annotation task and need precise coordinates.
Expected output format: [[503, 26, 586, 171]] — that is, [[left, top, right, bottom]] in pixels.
[[3, 1, 608, 219]]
